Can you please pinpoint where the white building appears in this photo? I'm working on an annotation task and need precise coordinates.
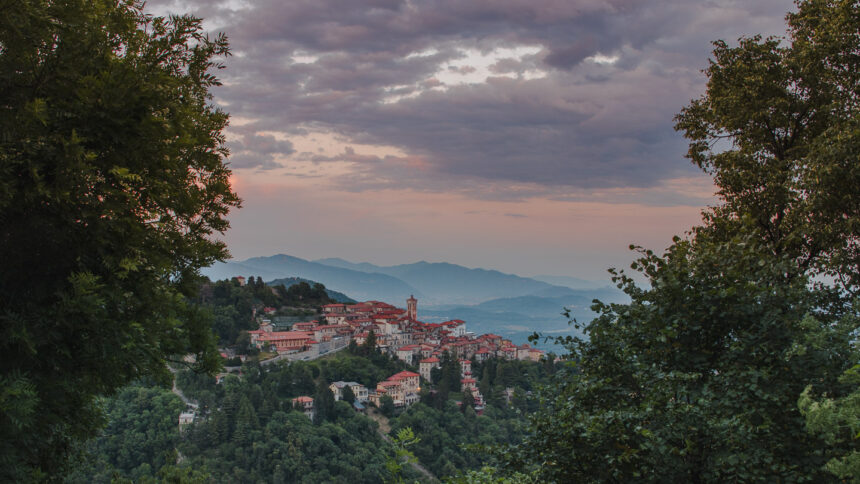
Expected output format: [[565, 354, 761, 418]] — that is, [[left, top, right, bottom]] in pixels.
[[419, 356, 441, 382], [329, 381, 369, 403]]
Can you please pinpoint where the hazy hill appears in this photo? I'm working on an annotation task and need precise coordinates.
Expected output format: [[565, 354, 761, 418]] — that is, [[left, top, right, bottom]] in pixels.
[[419, 304, 577, 352], [203, 254, 422, 303], [531, 274, 609, 290], [315, 258, 562, 305], [474, 286, 627, 317]]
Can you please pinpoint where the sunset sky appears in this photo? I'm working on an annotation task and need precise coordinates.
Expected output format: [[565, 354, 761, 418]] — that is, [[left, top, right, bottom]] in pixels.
[[152, 0, 796, 280]]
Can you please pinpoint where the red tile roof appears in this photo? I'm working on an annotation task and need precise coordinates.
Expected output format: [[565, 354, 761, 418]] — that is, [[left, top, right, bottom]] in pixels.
[[256, 331, 313, 341], [389, 371, 420, 380]]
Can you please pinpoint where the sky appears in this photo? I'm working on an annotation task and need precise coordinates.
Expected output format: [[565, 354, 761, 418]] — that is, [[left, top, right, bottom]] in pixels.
[[151, 0, 797, 281]]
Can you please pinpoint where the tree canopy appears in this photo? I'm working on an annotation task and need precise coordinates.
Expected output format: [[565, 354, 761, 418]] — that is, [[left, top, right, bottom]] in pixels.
[[0, 0, 238, 478], [674, 0, 860, 295], [500, 0, 860, 481]]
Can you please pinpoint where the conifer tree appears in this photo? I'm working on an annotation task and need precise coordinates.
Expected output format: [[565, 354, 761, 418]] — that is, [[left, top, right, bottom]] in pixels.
[[363, 330, 378, 356], [313, 379, 335, 424], [233, 396, 259, 445], [342, 385, 356, 405]]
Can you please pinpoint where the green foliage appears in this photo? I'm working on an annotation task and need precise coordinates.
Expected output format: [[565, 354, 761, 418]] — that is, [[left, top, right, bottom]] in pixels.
[[268, 277, 356, 304], [342, 385, 357, 405], [181, 409, 391, 483], [155, 464, 212, 484], [461, 390, 475, 413], [494, 1, 860, 482], [380, 395, 396, 418], [313, 378, 336, 424], [279, 281, 334, 306], [199, 277, 337, 346], [446, 466, 538, 484], [385, 427, 420, 484], [0, 0, 239, 477], [75, 350, 412, 482], [361, 329, 378, 356], [232, 396, 259, 445], [504, 234, 856, 482], [0, 371, 38, 437], [65, 385, 186, 482], [347, 332, 411, 378], [391, 402, 527, 479], [202, 281, 254, 346], [499, 0, 860, 482], [438, 352, 461, 394], [800, 362, 860, 482], [674, 0, 860, 295], [70, 344, 552, 482], [172, 353, 397, 483]]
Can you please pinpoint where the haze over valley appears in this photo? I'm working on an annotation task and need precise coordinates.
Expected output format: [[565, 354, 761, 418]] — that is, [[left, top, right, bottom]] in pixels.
[[204, 254, 627, 346]]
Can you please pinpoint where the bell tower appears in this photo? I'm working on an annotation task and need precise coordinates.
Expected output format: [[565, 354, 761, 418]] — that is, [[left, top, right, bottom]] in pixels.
[[407, 295, 417, 321]]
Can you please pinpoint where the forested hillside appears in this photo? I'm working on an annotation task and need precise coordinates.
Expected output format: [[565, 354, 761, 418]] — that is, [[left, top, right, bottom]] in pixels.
[[198, 277, 336, 347], [68, 346, 555, 482]]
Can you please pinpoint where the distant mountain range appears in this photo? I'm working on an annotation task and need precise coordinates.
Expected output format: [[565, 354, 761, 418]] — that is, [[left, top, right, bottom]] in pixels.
[[203, 254, 421, 303], [202, 254, 626, 347], [314, 257, 566, 305], [421, 287, 628, 351]]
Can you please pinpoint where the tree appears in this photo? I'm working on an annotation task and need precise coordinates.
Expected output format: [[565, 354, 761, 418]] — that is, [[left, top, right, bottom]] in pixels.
[[232, 396, 259, 445], [504, 235, 855, 482], [499, 1, 860, 480], [342, 385, 356, 405], [479, 366, 492, 402], [64, 385, 185, 481], [674, 0, 860, 295], [362, 330, 378, 356], [385, 427, 420, 484], [800, 362, 860, 481], [438, 351, 461, 393], [313, 379, 336, 424], [461, 390, 475, 413], [379, 395, 396, 418], [449, 466, 538, 484], [0, 1, 238, 478]]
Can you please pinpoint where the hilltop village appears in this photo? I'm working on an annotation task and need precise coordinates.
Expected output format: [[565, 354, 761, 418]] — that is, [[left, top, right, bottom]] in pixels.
[[238, 287, 544, 418]]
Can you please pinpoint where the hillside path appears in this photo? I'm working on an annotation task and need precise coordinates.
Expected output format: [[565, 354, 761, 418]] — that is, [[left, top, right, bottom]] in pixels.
[[168, 366, 198, 409], [367, 408, 437, 483]]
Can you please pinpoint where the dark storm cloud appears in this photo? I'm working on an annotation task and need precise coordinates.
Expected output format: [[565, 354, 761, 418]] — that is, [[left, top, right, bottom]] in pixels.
[[150, 0, 795, 195]]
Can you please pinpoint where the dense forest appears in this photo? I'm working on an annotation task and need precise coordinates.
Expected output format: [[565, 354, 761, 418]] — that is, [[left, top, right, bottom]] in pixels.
[[389, 357, 556, 477], [67, 345, 556, 482]]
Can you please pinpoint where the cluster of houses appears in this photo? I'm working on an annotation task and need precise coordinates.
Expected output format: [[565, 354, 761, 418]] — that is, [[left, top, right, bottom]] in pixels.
[[292, 362, 485, 419], [248, 295, 544, 364], [327, 370, 421, 408], [178, 296, 544, 427], [246, 295, 546, 419]]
